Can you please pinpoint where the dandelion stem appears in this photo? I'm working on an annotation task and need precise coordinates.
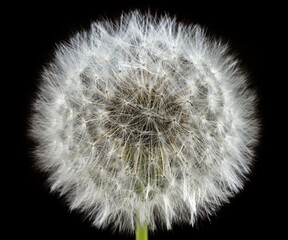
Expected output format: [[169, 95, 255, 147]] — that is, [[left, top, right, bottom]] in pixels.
[[136, 219, 148, 240]]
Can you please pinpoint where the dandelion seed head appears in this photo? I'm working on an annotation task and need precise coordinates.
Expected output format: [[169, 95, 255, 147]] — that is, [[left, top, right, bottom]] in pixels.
[[30, 11, 259, 232]]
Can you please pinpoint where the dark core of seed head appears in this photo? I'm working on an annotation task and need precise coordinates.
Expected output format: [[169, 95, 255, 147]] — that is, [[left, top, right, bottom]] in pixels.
[[105, 84, 184, 147]]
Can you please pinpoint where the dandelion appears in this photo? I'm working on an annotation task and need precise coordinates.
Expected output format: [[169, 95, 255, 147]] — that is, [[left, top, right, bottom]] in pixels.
[[30, 11, 259, 238]]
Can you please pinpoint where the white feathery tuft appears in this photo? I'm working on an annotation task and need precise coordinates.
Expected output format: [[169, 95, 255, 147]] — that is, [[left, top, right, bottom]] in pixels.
[[30, 11, 259, 232]]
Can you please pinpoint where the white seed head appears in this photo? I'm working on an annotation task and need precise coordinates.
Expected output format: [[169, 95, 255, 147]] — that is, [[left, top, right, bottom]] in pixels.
[[30, 11, 259, 232]]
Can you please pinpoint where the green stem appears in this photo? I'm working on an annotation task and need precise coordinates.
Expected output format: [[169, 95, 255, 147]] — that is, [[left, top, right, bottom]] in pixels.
[[136, 219, 148, 240]]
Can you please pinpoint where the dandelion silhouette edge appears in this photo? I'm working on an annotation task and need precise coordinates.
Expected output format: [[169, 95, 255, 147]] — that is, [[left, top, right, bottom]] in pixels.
[[30, 11, 259, 233]]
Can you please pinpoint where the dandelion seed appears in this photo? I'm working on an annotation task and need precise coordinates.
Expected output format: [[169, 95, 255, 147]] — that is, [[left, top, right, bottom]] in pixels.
[[30, 10, 259, 236]]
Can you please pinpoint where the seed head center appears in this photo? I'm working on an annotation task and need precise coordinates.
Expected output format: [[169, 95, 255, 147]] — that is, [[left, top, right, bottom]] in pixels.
[[105, 83, 183, 147]]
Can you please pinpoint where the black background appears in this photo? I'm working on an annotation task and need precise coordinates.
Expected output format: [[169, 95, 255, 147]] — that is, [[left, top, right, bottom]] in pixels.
[[6, 1, 284, 239]]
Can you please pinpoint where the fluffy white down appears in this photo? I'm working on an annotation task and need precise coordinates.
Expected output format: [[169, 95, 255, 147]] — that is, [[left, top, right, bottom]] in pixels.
[[30, 11, 259, 232]]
